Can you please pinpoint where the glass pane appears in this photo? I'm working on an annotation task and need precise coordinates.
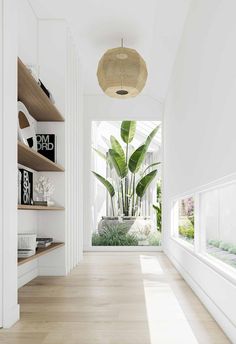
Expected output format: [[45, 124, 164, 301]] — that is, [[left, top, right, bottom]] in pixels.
[[202, 183, 236, 269], [178, 196, 194, 244]]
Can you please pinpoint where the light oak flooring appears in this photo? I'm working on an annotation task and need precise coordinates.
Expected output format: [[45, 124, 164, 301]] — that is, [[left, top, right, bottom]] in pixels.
[[0, 252, 231, 344]]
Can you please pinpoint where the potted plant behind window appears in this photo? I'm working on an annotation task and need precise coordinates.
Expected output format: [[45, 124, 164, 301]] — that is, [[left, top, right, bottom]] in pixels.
[[92, 121, 161, 245]]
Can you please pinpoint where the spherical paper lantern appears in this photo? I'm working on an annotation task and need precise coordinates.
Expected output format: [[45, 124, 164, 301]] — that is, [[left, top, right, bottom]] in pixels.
[[97, 46, 148, 99]]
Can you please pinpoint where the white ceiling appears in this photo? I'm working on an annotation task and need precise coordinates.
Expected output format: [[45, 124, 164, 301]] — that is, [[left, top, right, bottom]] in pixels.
[[29, 0, 191, 100]]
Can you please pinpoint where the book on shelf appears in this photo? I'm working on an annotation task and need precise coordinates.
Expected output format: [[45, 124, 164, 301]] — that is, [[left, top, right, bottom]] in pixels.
[[32, 200, 55, 207], [37, 242, 52, 248], [18, 249, 35, 258], [36, 237, 53, 248], [33, 201, 48, 206]]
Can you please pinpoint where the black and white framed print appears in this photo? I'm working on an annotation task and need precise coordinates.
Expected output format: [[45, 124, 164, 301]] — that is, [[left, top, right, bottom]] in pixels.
[[19, 168, 33, 205], [36, 134, 56, 162]]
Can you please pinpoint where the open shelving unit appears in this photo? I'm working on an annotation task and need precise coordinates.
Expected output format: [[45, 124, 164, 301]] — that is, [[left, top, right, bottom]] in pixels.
[[18, 205, 64, 211], [18, 141, 64, 172], [18, 243, 65, 266], [18, 58, 64, 122], [17, 58, 65, 272]]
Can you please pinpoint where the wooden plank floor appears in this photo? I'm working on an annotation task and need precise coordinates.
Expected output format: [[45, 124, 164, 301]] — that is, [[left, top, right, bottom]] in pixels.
[[0, 252, 231, 344]]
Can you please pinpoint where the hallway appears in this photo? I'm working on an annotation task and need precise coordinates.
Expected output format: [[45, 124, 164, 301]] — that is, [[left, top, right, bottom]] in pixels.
[[1, 252, 230, 344]]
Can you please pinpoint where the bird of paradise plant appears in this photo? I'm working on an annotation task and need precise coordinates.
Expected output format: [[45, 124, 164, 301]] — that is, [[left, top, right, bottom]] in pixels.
[[92, 121, 160, 217]]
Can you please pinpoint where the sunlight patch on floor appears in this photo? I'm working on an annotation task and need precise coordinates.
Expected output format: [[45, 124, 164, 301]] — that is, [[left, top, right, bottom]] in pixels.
[[139, 254, 199, 343]]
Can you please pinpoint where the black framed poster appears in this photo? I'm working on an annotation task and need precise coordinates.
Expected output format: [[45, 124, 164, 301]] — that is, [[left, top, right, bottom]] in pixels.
[[36, 134, 56, 162], [19, 168, 33, 205]]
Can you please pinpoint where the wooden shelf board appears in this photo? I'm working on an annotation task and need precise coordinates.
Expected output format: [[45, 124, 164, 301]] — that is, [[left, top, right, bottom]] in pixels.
[[18, 58, 64, 122], [18, 243, 65, 266], [18, 141, 64, 172], [18, 205, 64, 211]]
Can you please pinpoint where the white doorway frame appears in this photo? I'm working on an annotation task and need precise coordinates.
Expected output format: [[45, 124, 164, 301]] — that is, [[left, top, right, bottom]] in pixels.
[[83, 113, 163, 252]]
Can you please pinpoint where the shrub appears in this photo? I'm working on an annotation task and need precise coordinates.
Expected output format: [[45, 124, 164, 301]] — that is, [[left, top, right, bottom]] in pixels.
[[228, 246, 236, 254], [219, 242, 233, 251], [148, 231, 161, 246], [208, 239, 221, 248], [179, 224, 194, 239], [92, 224, 138, 246]]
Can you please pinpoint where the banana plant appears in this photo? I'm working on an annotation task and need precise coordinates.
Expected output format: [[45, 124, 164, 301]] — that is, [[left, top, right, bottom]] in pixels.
[[92, 121, 160, 217]]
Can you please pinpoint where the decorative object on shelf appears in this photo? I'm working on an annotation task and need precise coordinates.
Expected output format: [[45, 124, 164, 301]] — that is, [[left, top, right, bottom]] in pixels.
[[37, 237, 53, 248], [18, 233, 37, 258], [19, 168, 33, 205], [34, 176, 55, 203], [97, 39, 148, 99], [36, 134, 56, 162], [18, 101, 37, 150], [38, 79, 55, 104]]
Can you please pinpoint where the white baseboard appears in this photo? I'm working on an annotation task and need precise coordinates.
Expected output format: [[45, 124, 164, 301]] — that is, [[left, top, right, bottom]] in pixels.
[[84, 246, 163, 252], [18, 267, 38, 289], [38, 266, 67, 276], [165, 248, 236, 343], [3, 304, 20, 328]]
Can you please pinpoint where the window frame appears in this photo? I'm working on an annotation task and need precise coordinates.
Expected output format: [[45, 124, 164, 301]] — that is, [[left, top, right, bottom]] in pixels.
[[170, 175, 236, 286]]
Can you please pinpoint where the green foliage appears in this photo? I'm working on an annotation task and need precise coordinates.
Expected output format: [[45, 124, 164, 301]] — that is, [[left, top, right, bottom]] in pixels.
[[108, 149, 128, 179], [208, 239, 236, 255], [92, 147, 106, 160], [143, 162, 161, 176], [219, 242, 233, 251], [145, 125, 160, 149], [92, 121, 160, 216], [179, 224, 194, 239], [136, 170, 158, 198], [153, 181, 162, 232], [93, 147, 113, 169], [92, 172, 115, 197], [92, 224, 138, 246], [128, 144, 147, 173], [110, 136, 125, 160], [120, 121, 136, 144], [228, 246, 236, 254], [208, 239, 221, 248], [148, 231, 161, 246]]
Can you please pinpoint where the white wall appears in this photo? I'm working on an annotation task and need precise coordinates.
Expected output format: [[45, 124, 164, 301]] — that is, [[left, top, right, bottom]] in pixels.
[[83, 94, 163, 248], [18, 0, 38, 66], [0, 0, 19, 328], [163, 0, 236, 341]]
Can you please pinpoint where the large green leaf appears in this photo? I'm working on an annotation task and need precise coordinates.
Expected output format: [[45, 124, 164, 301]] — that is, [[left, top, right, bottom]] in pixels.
[[136, 170, 157, 198], [92, 172, 115, 197], [128, 144, 147, 173], [121, 121, 136, 144], [145, 125, 160, 149], [108, 149, 128, 179], [110, 136, 125, 160], [142, 162, 161, 175]]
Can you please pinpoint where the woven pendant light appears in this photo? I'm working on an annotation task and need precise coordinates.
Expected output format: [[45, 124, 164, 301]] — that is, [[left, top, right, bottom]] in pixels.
[[97, 40, 148, 99]]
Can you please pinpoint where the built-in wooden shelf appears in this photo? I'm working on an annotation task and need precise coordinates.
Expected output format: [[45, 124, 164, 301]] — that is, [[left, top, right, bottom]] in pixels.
[[18, 242, 65, 266], [18, 141, 64, 172], [18, 58, 64, 122], [18, 205, 64, 211]]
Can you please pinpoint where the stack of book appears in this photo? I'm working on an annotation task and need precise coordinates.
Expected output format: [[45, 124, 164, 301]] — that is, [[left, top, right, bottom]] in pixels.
[[18, 249, 35, 258], [37, 237, 53, 248], [33, 200, 55, 207]]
